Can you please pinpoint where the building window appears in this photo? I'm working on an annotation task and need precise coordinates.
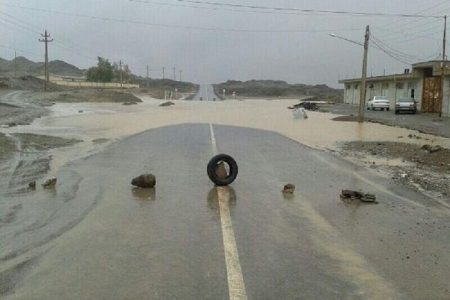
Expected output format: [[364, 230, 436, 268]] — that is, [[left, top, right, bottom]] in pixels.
[[407, 82, 416, 89], [396, 82, 404, 89], [369, 84, 374, 88], [346, 84, 351, 89], [354, 84, 359, 89], [382, 82, 389, 89]]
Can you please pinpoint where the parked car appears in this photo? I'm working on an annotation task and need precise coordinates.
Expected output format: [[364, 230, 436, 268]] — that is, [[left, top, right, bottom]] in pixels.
[[367, 96, 390, 111], [395, 97, 417, 114]]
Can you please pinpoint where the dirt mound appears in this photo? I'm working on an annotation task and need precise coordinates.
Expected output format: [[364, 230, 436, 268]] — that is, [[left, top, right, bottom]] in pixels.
[[42, 89, 142, 103], [0, 76, 62, 91]]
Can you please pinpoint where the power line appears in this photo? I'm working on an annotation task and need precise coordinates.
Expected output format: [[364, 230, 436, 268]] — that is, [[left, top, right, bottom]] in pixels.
[[375, 0, 449, 29], [0, 3, 361, 33], [170, 0, 443, 18], [370, 37, 414, 65], [370, 34, 423, 61]]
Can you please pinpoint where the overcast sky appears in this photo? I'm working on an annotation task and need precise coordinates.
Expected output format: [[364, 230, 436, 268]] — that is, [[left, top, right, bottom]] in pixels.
[[0, 0, 448, 87]]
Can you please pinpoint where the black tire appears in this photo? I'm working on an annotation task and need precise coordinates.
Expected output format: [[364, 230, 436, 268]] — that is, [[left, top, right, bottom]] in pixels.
[[207, 154, 238, 186]]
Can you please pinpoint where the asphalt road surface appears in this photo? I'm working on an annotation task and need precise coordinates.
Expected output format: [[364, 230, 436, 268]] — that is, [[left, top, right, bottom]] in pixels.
[[3, 124, 450, 299], [191, 84, 219, 101]]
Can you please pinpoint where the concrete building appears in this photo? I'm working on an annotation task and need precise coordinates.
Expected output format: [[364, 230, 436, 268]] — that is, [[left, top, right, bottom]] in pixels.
[[339, 61, 450, 117]]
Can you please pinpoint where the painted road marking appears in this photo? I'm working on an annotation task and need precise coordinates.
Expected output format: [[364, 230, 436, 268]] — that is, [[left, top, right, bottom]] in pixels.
[[209, 123, 247, 300]]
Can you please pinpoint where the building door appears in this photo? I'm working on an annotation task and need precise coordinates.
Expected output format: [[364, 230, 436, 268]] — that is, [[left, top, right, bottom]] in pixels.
[[422, 77, 441, 112]]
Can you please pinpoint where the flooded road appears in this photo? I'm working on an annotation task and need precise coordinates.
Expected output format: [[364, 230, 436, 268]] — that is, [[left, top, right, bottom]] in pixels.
[[3, 124, 450, 299], [190, 84, 219, 101]]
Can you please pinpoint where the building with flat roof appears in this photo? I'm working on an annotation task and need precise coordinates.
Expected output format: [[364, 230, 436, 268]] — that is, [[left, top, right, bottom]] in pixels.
[[339, 61, 450, 117]]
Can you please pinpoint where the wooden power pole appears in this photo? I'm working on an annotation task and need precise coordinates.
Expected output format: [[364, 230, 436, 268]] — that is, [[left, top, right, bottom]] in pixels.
[[119, 60, 123, 88], [440, 15, 447, 118], [146, 65, 150, 87], [39, 30, 53, 91], [358, 25, 370, 123]]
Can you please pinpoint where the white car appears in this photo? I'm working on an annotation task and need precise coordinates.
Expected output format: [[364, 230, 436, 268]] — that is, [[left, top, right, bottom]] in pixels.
[[367, 96, 390, 111]]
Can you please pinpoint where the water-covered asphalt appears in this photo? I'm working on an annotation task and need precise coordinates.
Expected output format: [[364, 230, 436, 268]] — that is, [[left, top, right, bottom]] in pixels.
[[2, 124, 450, 299]]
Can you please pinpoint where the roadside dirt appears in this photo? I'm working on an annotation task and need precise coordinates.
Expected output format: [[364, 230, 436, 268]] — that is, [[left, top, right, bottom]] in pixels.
[[30, 89, 142, 104], [0, 133, 82, 195], [340, 141, 450, 199]]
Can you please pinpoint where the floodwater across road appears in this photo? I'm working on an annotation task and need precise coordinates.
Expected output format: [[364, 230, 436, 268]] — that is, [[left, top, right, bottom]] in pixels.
[[3, 124, 450, 299], [191, 84, 219, 101]]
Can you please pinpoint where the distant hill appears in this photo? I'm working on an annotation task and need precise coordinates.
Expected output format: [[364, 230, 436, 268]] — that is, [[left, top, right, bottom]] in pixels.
[[214, 80, 343, 102], [0, 56, 84, 77]]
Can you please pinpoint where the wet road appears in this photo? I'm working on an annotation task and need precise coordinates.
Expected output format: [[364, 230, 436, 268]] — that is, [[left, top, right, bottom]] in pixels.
[[3, 124, 450, 299], [191, 84, 219, 101]]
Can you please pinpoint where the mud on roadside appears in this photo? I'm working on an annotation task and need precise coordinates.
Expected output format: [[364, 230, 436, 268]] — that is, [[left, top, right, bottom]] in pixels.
[[339, 141, 450, 201], [0, 133, 82, 195]]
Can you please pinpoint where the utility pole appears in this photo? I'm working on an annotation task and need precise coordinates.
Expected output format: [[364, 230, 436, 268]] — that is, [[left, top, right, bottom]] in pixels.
[[179, 69, 182, 81], [440, 15, 447, 118], [119, 60, 123, 88], [173, 66, 176, 80], [146, 65, 149, 87], [39, 30, 53, 91], [162, 67, 165, 79], [358, 25, 370, 123], [14, 51, 17, 78]]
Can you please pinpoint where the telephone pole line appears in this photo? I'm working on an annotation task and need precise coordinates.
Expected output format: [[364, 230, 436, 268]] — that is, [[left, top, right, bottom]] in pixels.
[[119, 60, 123, 88], [39, 30, 53, 91], [173, 66, 176, 80], [146, 65, 150, 87], [358, 25, 370, 123], [14, 51, 17, 78], [179, 69, 182, 81], [440, 15, 447, 118]]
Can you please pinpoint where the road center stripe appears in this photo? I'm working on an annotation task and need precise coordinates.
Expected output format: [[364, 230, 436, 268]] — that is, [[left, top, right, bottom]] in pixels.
[[209, 123, 247, 300]]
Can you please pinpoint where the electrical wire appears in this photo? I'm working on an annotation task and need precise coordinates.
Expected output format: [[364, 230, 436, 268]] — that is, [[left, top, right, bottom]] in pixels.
[[0, 3, 360, 33], [170, 0, 443, 18], [375, 0, 448, 30], [370, 34, 423, 61], [370, 37, 415, 65]]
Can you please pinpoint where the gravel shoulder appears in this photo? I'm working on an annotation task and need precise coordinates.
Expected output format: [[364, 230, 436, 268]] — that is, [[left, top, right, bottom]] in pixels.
[[339, 141, 450, 202]]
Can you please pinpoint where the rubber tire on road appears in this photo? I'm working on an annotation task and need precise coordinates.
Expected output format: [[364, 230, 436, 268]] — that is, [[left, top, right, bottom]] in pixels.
[[207, 154, 238, 186]]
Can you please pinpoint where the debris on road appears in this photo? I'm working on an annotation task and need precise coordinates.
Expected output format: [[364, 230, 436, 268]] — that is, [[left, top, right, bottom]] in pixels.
[[282, 184, 296, 194], [207, 154, 238, 186], [288, 101, 319, 111], [215, 162, 228, 180], [293, 108, 308, 119], [159, 101, 175, 107], [42, 177, 57, 188], [122, 101, 138, 106], [131, 174, 156, 188], [340, 190, 378, 204], [421, 144, 442, 153]]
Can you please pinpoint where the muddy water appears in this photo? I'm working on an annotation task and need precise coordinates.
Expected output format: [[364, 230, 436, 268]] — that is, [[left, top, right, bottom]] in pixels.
[[2, 97, 450, 274], [22, 97, 450, 171]]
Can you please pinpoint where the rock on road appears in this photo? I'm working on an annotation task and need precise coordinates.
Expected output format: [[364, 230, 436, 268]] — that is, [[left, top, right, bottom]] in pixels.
[[3, 124, 450, 300]]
